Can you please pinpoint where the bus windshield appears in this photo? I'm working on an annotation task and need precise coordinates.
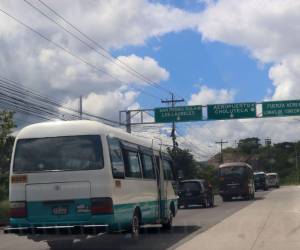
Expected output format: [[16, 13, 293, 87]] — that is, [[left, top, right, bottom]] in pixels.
[[13, 135, 104, 173], [219, 166, 246, 177]]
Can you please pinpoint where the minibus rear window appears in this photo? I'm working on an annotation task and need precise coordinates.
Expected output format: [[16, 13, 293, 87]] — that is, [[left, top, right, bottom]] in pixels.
[[219, 166, 246, 176], [13, 135, 104, 173], [268, 175, 277, 180]]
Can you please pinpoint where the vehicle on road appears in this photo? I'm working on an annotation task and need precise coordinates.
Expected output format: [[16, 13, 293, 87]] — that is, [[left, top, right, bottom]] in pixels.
[[219, 162, 255, 202], [4, 121, 178, 249], [178, 179, 214, 208], [266, 173, 280, 188], [254, 172, 269, 191]]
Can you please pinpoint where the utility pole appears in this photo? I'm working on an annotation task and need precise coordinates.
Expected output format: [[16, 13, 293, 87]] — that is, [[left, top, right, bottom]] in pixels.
[[215, 139, 228, 163], [79, 95, 83, 120], [161, 93, 184, 150]]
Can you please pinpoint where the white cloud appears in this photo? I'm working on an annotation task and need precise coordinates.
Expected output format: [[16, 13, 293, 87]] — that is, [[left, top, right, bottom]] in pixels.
[[2, 0, 300, 152], [177, 0, 300, 160], [269, 55, 300, 100], [105, 54, 169, 85], [181, 117, 300, 160], [63, 89, 139, 121], [197, 0, 300, 101], [0, 0, 199, 124], [198, 0, 300, 63], [188, 85, 236, 105]]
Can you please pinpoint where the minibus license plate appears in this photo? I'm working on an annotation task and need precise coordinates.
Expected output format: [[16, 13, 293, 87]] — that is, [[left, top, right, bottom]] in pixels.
[[52, 207, 68, 215]]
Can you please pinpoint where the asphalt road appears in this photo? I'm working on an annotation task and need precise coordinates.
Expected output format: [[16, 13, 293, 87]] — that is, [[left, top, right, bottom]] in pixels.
[[0, 191, 269, 250], [178, 186, 300, 250]]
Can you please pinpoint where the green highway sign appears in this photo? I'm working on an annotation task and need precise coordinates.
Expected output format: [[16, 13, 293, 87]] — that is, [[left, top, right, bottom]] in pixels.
[[154, 105, 202, 123], [207, 102, 256, 120], [262, 100, 300, 117]]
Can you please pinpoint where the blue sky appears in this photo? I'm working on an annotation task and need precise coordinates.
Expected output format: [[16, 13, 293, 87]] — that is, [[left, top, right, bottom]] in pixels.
[[1, 0, 300, 159], [116, 29, 272, 108]]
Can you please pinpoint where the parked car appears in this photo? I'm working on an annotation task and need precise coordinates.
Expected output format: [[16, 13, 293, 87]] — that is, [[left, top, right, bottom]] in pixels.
[[254, 172, 269, 191], [178, 179, 214, 208], [267, 173, 280, 188], [219, 162, 255, 201]]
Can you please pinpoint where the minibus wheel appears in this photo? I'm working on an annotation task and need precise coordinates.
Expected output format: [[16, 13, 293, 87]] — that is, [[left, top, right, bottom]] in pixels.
[[162, 210, 173, 230], [47, 239, 73, 250]]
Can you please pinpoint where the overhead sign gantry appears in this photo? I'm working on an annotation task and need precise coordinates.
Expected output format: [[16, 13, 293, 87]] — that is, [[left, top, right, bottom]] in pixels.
[[119, 99, 300, 133]]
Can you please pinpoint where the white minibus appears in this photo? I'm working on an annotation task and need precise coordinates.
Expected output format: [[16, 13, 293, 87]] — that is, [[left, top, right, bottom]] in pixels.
[[4, 120, 178, 248]]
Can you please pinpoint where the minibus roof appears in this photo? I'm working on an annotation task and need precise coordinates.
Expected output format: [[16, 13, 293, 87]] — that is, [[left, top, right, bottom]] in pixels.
[[254, 172, 266, 175], [219, 162, 252, 169], [266, 172, 278, 176], [16, 120, 162, 152]]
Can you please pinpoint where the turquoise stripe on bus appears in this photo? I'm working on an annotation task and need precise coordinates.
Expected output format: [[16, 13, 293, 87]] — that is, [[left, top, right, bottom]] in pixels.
[[10, 199, 177, 230]]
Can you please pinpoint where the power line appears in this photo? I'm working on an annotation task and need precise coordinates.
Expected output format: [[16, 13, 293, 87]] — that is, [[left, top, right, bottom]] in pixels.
[[175, 128, 213, 158], [0, 6, 161, 102], [35, 0, 186, 99], [0, 75, 121, 124], [0, 76, 122, 126], [24, 0, 174, 97], [215, 139, 228, 163]]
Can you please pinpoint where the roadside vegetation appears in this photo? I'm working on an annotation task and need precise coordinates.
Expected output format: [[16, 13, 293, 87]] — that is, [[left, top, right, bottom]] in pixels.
[[209, 137, 300, 185], [0, 111, 15, 223], [169, 137, 300, 189], [168, 147, 218, 190]]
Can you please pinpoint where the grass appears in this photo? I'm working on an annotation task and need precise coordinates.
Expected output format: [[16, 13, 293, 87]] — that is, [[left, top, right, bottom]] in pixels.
[[0, 200, 9, 223]]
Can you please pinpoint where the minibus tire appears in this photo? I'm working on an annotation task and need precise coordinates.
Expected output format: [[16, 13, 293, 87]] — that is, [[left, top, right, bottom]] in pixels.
[[162, 210, 173, 230], [47, 239, 73, 250]]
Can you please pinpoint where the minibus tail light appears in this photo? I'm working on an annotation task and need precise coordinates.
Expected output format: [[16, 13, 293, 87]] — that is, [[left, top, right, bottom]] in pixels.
[[10, 201, 26, 218], [91, 198, 113, 215]]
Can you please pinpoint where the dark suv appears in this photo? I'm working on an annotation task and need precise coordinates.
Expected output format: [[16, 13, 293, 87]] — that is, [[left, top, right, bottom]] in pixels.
[[254, 172, 269, 191], [178, 179, 214, 208]]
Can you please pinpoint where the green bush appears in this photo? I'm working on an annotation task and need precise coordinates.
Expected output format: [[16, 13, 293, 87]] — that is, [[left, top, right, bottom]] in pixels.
[[0, 200, 9, 221], [0, 171, 9, 201]]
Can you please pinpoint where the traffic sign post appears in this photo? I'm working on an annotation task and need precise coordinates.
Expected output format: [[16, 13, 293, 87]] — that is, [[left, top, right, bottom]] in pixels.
[[262, 100, 300, 118], [207, 102, 256, 120], [154, 105, 202, 123]]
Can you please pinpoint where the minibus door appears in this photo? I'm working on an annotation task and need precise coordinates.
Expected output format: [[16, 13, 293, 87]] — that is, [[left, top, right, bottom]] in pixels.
[[155, 155, 167, 221]]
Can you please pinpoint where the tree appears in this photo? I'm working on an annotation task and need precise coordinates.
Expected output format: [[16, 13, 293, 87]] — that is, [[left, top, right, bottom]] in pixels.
[[238, 137, 261, 154], [168, 147, 198, 179], [0, 111, 15, 201], [196, 164, 218, 189], [0, 111, 15, 172]]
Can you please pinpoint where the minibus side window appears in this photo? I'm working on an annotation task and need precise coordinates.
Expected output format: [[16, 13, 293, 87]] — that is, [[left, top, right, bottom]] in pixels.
[[107, 137, 125, 179], [123, 150, 142, 179], [141, 153, 156, 179]]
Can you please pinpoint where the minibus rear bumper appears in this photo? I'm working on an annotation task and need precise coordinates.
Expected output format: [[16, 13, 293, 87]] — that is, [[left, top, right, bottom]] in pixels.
[[4, 224, 109, 235]]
